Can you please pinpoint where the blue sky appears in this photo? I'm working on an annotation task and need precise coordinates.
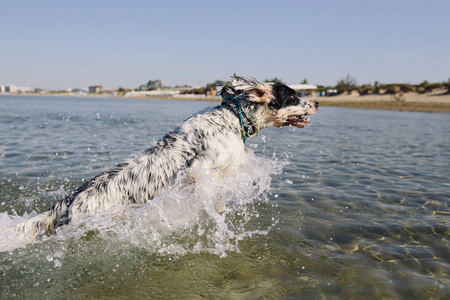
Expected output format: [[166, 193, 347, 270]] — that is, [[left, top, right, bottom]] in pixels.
[[1, 0, 449, 89]]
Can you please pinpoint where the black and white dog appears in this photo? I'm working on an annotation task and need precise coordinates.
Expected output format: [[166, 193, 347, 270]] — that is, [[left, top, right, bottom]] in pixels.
[[16, 75, 319, 238]]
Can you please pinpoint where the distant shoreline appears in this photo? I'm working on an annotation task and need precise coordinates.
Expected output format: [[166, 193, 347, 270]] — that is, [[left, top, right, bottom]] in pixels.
[[316, 99, 449, 112], [314, 89, 450, 112], [2, 90, 450, 112], [140, 90, 450, 112]]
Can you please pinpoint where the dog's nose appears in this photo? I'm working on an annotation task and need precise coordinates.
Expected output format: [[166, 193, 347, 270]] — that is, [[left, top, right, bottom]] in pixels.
[[315, 101, 319, 108]]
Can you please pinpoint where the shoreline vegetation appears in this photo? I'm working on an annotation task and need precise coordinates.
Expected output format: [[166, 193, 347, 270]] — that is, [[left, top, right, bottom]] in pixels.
[[2, 89, 450, 112]]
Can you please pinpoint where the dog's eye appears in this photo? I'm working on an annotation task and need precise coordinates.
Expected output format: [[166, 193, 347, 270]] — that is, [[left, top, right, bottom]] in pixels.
[[290, 97, 299, 106]]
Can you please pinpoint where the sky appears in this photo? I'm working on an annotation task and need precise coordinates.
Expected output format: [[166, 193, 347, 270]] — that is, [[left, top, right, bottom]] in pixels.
[[1, 0, 449, 90]]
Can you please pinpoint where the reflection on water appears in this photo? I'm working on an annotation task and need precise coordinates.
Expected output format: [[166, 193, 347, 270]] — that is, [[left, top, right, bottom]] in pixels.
[[0, 95, 449, 299]]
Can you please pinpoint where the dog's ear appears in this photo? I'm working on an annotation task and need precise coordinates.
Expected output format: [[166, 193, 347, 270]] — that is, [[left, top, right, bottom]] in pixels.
[[219, 86, 241, 98], [231, 75, 260, 91], [231, 75, 272, 103]]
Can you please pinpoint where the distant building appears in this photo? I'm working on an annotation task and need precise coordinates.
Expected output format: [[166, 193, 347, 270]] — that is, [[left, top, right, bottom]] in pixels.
[[89, 85, 102, 93], [5, 85, 17, 92], [18, 86, 30, 93], [1, 85, 30, 93], [73, 88, 88, 94], [139, 80, 163, 91], [289, 83, 318, 97]]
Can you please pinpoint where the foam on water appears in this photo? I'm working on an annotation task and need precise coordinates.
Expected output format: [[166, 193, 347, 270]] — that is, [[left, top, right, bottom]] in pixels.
[[0, 212, 36, 251], [0, 152, 285, 257]]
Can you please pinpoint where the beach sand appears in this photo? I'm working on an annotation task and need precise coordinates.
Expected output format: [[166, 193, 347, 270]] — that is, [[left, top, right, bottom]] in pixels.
[[311, 89, 450, 112]]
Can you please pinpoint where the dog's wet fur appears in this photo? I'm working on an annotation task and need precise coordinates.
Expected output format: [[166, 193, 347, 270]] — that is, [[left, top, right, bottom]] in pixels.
[[15, 75, 319, 239]]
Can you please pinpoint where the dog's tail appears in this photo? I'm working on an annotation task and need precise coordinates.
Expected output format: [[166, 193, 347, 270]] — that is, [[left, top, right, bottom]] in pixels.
[[14, 177, 96, 239], [14, 210, 55, 239], [14, 197, 73, 240]]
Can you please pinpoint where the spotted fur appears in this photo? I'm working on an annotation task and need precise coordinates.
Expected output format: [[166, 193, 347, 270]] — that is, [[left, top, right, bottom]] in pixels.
[[15, 75, 319, 238]]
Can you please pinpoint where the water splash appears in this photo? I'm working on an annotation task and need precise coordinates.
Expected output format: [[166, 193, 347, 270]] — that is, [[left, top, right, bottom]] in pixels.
[[1, 152, 285, 257], [0, 212, 36, 251]]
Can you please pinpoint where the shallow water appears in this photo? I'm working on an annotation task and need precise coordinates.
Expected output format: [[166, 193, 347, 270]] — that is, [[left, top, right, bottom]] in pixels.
[[0, 95, 449, 299]]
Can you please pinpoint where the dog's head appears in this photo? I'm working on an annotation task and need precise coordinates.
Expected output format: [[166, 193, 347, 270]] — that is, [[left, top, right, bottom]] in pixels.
[[220, 75, 319, 129]]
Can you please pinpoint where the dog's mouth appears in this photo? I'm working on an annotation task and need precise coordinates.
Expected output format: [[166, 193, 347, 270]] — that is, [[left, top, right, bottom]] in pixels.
[[285, 114, 310, 127]]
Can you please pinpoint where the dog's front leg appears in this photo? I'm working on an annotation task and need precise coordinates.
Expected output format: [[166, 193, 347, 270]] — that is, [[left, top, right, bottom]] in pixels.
[[186, 166, 226, 214], [187, 134, 248, 214]]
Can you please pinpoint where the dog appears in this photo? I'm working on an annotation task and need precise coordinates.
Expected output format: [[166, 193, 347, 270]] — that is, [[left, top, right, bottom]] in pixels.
[[15, 75, 319, 239]]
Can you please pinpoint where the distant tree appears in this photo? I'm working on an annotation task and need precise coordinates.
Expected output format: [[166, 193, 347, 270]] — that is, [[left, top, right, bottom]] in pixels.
[[336, 74, 358, 93], [419, 80, 429, 87], [302, 78, 308, 84]]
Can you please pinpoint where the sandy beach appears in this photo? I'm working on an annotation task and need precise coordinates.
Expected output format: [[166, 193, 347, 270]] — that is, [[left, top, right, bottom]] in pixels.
[[314, 89, 450, 112]]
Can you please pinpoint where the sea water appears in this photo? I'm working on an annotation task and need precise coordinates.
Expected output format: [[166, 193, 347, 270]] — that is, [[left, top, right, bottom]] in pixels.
[[0, 95, 449, 299]]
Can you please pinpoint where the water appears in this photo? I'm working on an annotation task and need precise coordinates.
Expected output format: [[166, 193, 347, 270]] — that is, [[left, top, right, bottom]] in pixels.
[[0, 95, 449, 299]]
